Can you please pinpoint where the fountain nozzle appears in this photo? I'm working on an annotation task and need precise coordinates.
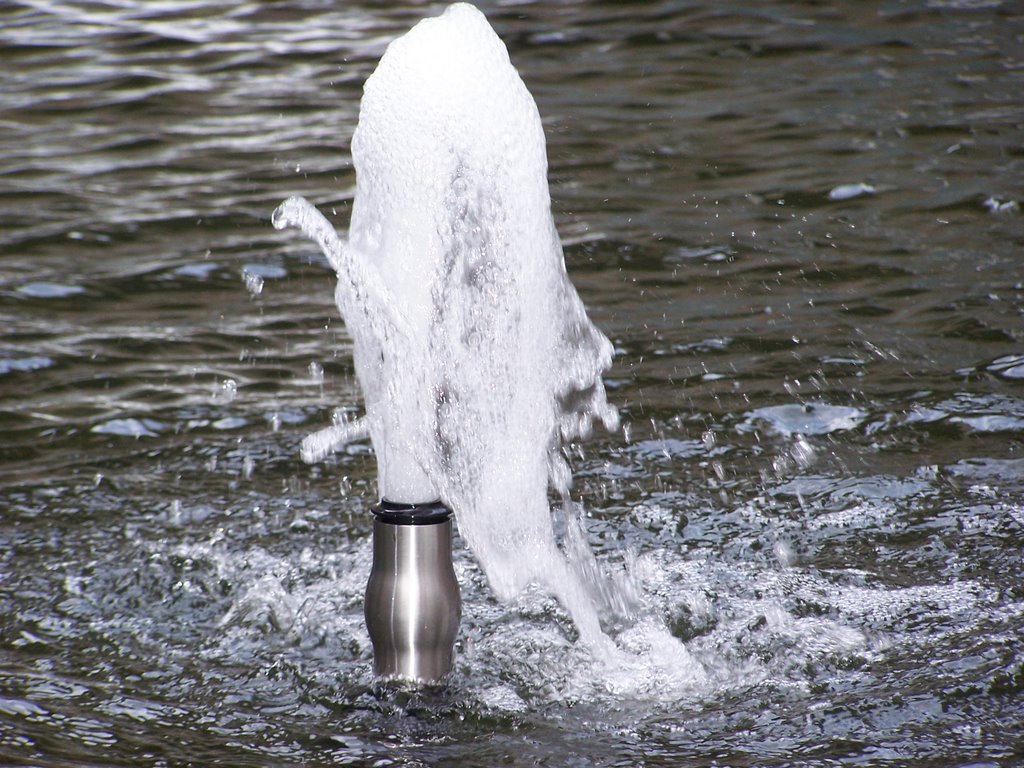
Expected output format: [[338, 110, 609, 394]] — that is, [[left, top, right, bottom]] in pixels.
[[365, 500, 461, 682]]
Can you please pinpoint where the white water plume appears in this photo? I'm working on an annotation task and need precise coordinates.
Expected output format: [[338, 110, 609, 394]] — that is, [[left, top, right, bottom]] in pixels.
[[273, 3, 619, 648]]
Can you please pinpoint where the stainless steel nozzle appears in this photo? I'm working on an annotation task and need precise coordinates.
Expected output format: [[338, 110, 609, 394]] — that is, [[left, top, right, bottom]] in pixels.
[[364, 500, 461, 682]]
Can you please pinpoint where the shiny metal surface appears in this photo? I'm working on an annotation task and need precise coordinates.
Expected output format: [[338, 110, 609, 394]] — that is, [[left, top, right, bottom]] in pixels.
[[364, 516, 461, 683]]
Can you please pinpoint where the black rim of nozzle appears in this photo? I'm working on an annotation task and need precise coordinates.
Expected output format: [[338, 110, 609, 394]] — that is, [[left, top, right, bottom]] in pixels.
[[372, 499, 452, 526]]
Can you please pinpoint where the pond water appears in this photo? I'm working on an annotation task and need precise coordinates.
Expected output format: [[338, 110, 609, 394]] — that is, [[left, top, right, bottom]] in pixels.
[[2, 1, 1023, 765]]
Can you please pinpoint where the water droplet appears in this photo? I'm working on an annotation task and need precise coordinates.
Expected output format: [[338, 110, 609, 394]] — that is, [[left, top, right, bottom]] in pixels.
[[774, 539, 792, 568], [243, 270, 264, 297], [213, 378, 237, 403], [791, 436, 816, 469]]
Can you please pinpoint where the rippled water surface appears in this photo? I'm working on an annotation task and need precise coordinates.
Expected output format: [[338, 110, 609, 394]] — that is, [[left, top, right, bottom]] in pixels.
[[2, 1, 1023, 765]]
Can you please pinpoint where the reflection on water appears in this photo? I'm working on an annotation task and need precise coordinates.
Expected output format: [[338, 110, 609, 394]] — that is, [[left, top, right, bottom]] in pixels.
[[1, 1, 1023, 765]]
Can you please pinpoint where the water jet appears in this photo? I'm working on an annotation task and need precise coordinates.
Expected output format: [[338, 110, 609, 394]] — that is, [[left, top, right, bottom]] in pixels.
[[273, 2, 619, 682]]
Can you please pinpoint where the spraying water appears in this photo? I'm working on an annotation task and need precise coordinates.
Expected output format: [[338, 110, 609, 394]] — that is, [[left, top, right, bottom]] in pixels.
[[272, 3, 620, 648]]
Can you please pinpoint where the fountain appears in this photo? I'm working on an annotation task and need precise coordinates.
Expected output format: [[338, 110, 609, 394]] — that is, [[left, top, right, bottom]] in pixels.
[[272, 2, 619, 681]]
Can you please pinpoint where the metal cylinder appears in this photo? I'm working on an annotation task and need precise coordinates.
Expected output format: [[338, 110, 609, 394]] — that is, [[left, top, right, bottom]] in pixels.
[[364, 500, 461, 682]]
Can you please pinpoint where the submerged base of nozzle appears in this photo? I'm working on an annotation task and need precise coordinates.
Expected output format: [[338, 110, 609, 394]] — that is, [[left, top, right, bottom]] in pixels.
[[364, 500, 461, 683]]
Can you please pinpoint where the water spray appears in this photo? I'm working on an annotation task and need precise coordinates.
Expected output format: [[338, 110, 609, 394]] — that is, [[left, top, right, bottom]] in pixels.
[[272, 2, 618, 683]]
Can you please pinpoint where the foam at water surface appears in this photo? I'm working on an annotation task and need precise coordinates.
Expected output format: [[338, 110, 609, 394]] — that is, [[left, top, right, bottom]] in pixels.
[[273, 3, 618, 643]]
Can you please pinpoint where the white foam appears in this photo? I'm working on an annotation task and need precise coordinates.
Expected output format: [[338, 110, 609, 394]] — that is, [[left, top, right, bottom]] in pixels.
[[274, 3, 619, 645]]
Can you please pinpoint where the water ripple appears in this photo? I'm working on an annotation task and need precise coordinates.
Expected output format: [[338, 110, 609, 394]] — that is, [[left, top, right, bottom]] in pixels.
[[2, 0, 1023, 764]]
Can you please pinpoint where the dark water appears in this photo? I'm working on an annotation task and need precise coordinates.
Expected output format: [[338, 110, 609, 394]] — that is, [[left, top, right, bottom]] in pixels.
[[2, 1, 1023, 765]]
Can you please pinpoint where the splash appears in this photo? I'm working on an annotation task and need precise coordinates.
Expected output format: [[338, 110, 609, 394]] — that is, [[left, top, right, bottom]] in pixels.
[[272, 4, 619, 647]]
